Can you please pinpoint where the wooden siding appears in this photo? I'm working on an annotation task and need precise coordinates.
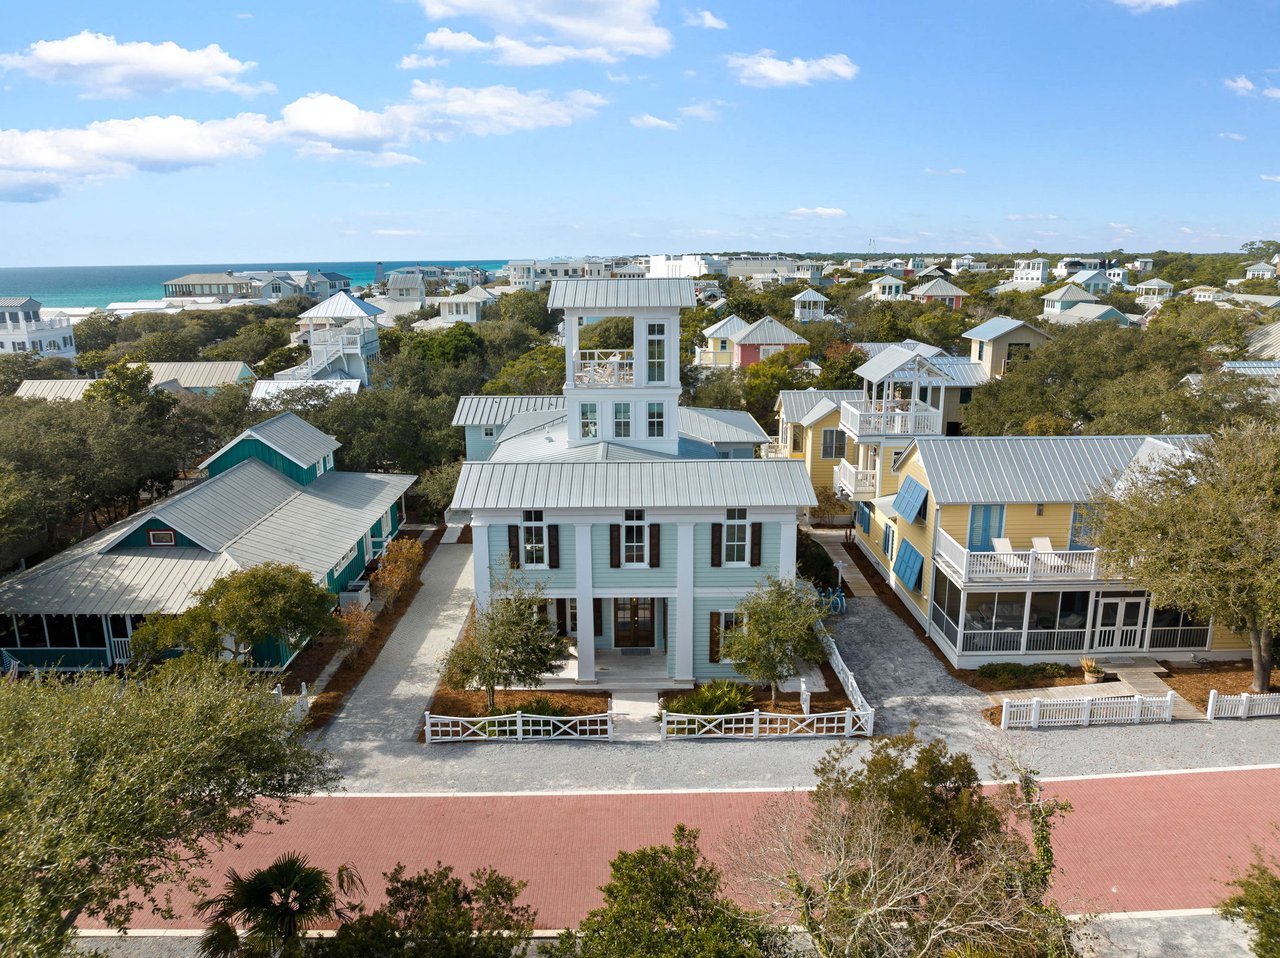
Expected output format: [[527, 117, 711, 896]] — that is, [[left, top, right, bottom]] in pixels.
[[1210, 621, 1251, 651], [692, 522, 779, 588], [591, 523, 677, 589], [0, 647, 110, 669], [464, 425, 498, 462], [327, 536, 369, 594], [801, 407, 844, 493], [488, 523, 577, 590], [692, 595, 750, 681], [205, 436, 314, 485]]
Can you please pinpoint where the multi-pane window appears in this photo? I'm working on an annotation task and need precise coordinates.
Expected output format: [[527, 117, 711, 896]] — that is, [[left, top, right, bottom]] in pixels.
[[724, 508, 748, 564], [647, 323, 666, 383], [522, 509, 547, 566], [820, 428, 846, 460], [790, 423, 804, 453], [881, 523, 894, 557], [1069, 504, 1097, 551], [580, 402, 599, 438], [647, 402, 665, 438], [613, 402, 631, 438], [623, 508, 647, 565]]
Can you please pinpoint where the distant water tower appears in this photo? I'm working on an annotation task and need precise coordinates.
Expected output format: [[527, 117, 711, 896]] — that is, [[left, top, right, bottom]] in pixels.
[[374, 262, 385, 284]]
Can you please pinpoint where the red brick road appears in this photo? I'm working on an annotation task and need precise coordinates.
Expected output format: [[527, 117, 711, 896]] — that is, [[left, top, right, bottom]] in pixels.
[[84, 767, 1280, 931]]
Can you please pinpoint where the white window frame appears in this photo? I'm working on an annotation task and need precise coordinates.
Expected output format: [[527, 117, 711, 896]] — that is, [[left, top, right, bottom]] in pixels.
[[820, 428, 846, 460], [333, 542, 359, 577], [613, 402, 631, 439], [623, 508, 647, 566], [647, 402, 665, 438], [148, 529, 176, 547], [521, 509, 548, 568], [724, 508, 749, 566], [580, 402, 599, 439], [718, 609, 741, 663], [481, 426, 497, 439], [647, 322, 666, 384]]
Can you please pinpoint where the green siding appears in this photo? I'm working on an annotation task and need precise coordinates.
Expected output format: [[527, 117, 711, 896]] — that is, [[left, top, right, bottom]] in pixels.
[[691, 596, 750, 681], [1, 647, 111, 670], [116, 518, 201, 549], [692, 522, 780, 588], [249, 637, 294, 669], [488, 523, 576, 590], [205, 436, 314, 485], [374, 501, 402, 541], [326, 537, 369, 594], [591, 523, 677, 589]]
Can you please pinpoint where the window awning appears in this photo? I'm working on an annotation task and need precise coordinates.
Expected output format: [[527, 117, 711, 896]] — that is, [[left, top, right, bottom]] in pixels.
[[892, 539, 925, 591], [871, 495, 899, 519], [892, 476, 928, 523]]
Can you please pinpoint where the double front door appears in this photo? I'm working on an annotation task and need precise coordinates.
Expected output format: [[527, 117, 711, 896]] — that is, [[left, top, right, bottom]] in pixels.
[[614, 597, 656, 648], [1093, 597, 1147, 651]]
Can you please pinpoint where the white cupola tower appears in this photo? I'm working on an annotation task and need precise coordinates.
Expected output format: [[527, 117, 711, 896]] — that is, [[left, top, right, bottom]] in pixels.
[[791, 287, 828, 324]]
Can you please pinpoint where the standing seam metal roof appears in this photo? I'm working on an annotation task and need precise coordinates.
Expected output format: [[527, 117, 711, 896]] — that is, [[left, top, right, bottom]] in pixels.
[[548, 278, 696, 310], [730, 316, 808, 346], [777, 389, 864, 422], [14, 380, 96, 401], [451, 395, 566, 427], [128, 361, 254, 390]]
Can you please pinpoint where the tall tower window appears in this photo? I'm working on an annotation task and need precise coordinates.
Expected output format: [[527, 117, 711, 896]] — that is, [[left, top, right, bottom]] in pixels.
[[647, 323, 666, 384], [580, 402, 599, 438], [647, 402, 665, 438]]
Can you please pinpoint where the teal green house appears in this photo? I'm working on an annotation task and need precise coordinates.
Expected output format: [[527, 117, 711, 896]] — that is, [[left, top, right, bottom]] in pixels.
[[450, 279, 817, 688], [0, 413, 414, 671]]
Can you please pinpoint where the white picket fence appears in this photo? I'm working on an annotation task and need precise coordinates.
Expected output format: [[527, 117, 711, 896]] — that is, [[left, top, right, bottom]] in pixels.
[[425, 710, 614, 743], [660, 707, 869, 739], [1001, 691, 1175, 730], [817, 624, 877, 735], [273, 682, 310, 723], [1207, 690, 1280, 721]]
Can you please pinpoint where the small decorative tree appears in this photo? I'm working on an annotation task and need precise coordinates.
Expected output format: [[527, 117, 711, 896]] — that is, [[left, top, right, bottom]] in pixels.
[[370, 536, 426, 608], [441, 579, 570, 711], [1219, 850, 1280, 957], [721, 576, 827, 708]]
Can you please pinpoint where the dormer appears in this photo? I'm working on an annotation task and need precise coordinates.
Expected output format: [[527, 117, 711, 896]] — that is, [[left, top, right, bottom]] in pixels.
[[550, 279, 695, 456], [201, 412, 341, 486]]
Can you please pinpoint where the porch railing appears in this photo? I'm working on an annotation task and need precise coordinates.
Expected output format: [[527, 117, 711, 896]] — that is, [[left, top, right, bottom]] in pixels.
[[834, 458, 876, 499], [761, 441, 792, 459], [935, 528, 1101, 583], [425, 710, 614, 742], [572, 350, 634, 387], [839, 399, 941, 437]]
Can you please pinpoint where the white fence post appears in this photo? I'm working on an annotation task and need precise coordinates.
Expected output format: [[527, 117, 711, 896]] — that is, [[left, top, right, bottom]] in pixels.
[[424, 711, 430, 743], [660, 709, 667, 741], [1082, 696, 1093, 727], [1000, 698, 1011, 730], [844, 708, 853, 736], [1164, 690, 1174, 722], [1132, 694, 1142, 724], [752, 709, 761, 740], [1029, 697, 1041, 730], [1241, 692, 1251, 719], [273, 683, 283, 704], [1207, 689, 1218, 721], [516, 710, 524, 742]]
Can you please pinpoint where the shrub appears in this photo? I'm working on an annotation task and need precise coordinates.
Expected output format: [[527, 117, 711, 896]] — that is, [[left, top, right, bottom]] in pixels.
[[975, 662, 1070, 683], [370, 537, 425, 607], [664, 679, 753, 716], [797, 530, 838, 588], [336, 605, 376, 663], [492, 696, 570, 717]]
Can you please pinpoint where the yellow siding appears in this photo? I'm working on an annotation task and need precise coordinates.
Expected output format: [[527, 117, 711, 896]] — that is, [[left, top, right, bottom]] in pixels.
[[938, 504, 968, 544], [999, 503, 1075, 550], [1210, 621, 1250, 651], [891, 451, 934, 618], [801, 408, 844, 492]]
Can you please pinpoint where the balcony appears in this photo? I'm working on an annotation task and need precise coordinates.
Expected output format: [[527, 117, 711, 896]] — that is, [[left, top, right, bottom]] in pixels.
[[839, 398, 942, 438], [573, 350, 634, 387], [761, 442, 794, 459], [935, 528, 1102, 583], [834, 459, 876, 500]]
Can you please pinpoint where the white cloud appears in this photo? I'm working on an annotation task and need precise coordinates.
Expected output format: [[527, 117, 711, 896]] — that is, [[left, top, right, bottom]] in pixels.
[[1108, 222, 1137, 235], [1111, 0, 1190, 10], [418, 0, 670, 59], [1179, 226, 1194, 233], [922, 167, 966, 176], [606, 71, 631, 83], [420, 27, 616, 65], [787, 207, 847, 219], [0, 30, 274, 98], [726, 49, 857, 87], [679, 100, 722, 121], [1218, 132, 1246, 141], [1261, 174, 1280, 183], [683, 9, 727, 29], [406, 80, 606, 137], [1225, 75, 1256, 96], [630, 113, 677, 130], [1006, 212, 1059, 221], [235, 12, 253, 19], [399, 53, 449, 69], [1264, 88, 1280, 99]]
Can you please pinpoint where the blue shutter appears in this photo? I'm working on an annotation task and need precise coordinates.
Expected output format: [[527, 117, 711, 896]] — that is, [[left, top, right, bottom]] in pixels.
[[892, 477, 928, 524], [967, 504, 1004, 552], [1069, 504, 1096, 551], [891, 539, 925, 591], [856, 502, 872, 533]]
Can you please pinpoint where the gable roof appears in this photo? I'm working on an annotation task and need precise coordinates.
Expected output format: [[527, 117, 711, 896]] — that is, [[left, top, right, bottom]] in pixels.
[[128, 361, 254, 389], [776, 389, 865, 423], [730, 316, 809, 346], [962, 316, 1032, 342], [854, 344, 948, 383], [548, 278, 696, 310], [702, 313, 750, 339], [1136, 278, 1174, 289], [678, 407, 769, 444], [1069, 269, 1109, 284], [791, 288, 828, 302], [1244, 262, 1275, 272], [201, 412, 340, 470], [0, 297, 40, 309], [451, 395, 566, 427], [900, 434, 1204, 505], [909, 278, 969, 299], [1049, 303, 1126, 326], [14, 379, 95, 401], [869, 274, 904, 287], [1042, 284, 1097, 304], [299, 290, 385, 319], [1246, 320, 1280, 360]]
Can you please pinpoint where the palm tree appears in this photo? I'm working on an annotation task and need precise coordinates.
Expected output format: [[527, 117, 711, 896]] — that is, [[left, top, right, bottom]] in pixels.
[[197, 851, 364, 958]]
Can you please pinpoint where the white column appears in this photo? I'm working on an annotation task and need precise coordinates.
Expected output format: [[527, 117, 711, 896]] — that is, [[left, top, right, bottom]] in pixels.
[[779, 518, 798, 583], [675, 522, 695, 682], [575, 523, 595, 682], [471, 519, 492, 610]]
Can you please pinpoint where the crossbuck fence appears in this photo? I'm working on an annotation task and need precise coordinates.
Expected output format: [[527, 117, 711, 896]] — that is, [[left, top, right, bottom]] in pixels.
[[660, 707, 870, 739], [273, 682, 311, 723], [1207, 690, 1280, 721], [425, 710, 614, 742], [1001, 691, 1175, 730]]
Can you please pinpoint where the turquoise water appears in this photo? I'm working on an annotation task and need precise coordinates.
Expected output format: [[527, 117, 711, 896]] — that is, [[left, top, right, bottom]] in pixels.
[[0, 260, 508, 309]]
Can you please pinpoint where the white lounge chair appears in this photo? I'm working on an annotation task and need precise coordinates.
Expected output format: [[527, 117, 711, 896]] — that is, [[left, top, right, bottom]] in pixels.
[[991, 538, 1028, 573], [1031, 537, 1070, 571]]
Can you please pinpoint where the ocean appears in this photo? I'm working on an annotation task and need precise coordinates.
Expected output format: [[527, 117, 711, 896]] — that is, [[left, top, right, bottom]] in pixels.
[[0, 260, 509, 309]]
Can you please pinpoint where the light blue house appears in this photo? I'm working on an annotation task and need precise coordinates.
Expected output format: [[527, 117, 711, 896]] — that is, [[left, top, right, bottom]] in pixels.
[[450, 279, 816, 687]]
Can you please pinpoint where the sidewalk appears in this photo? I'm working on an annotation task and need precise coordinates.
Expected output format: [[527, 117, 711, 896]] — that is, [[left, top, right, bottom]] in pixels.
[[806, 527, 877, 597]]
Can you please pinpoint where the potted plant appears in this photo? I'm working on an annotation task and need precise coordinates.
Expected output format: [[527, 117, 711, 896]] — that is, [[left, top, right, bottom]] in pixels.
[[1080, 657, 1105, 684]]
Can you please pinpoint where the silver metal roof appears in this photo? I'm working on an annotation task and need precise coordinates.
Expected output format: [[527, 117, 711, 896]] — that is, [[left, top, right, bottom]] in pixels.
[[1246, 321, 1280, 360], [1042, 284, 1096, 303], [1221, 361, 1280, 378], [908, 278, 968, 298], [128, 361, 254, 389], [929, 357, 990, 387], [904, 435, 1204, 505], [791, 288, 828, 302], [14, 379, 95, 401], [1048, 303, 1126, 326], [0, 297, 40, 309], [702, 313, 750, 339], [452, 395, 566, 427], [777, 389, 864, 422], [678, 407, 769, 444], [548, 278, 696, 311], [202, 412, 340, 469], [730, 316, 808, 346], [855, 345, 948, 383], [452, 459, 817, 510], [962, 316, 1027, 341], [299, 290, 385, 319]]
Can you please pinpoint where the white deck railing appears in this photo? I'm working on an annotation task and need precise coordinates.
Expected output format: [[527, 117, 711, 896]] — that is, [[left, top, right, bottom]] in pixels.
[[273, 682, 311, 723], [660, 708, 865, 738], [761, 441, 792, 459], [572, 350, 634, 387], [1001, 692, 1174, 729], [935, 528, 1101, 583], [425, 710, 614, 742], [839, 399, 941, 437], [834, 459, 876, 499], [1207, 691, 1280, 721]]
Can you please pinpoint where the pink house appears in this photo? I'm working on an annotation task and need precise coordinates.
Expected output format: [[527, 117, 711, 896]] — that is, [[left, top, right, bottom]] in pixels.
[[907, 277, 970, 311], [729, 315, 809, 368]]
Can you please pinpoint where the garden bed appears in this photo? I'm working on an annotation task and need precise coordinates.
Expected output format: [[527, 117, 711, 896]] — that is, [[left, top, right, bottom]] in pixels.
[[1158, 659, 1275, 713], [956, 665, 1109, 694], [426, 688, 612, 718], [659, 662, 855, 717]]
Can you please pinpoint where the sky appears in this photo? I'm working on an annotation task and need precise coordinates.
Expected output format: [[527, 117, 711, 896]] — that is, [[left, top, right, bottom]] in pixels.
[[2, 0, 1279, 266]]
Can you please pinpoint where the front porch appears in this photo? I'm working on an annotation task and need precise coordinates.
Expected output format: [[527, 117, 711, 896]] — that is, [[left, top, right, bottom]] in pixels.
[[543, 647, 690, 691]]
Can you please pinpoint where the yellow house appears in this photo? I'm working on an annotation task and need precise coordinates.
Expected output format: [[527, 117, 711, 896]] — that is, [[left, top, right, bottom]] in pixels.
[[766, 390, 865, 516], [693, 313, 749, 369], [849, 434, 1249, 667]]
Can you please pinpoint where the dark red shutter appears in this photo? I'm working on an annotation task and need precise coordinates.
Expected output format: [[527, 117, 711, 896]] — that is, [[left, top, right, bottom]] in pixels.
[[710, 523, 723, 567], [507, 525, 521, 569], [547, 524, 560, 569], [749, 522, 763, 567], [555, 598, 568, 636], [609, 524, 621, 568], [709, 611, 721, 663], [648, 524, 661, 568], [593, 598, 603, 636]]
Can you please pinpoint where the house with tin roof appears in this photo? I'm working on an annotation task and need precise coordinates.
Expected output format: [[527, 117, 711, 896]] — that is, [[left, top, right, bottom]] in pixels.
[[1047, 303, 1134, 327], [0, 297, 76, 360], [0, 412, 414, 672], [450, 278, 815, 688], [1244, 262, 1277, 281], [693, 313, 751, 368], [868, 274, 907, 301], [126, 361, 256, 394], [1040, 284, 1097, 317], [729, 316, 809, 368], [961, 317, 1051, 378], [907, 278, 969, 310], [791, 288, 829, 324]]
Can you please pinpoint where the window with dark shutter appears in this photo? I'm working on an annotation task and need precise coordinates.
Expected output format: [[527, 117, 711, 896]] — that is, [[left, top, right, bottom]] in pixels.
[[709, 611, 721, 663], [547, 524, 560, 569], [555, 598, 568, 636], [609, 524, 621, 568], [710, 523, 723, 567], [593, 598, 603, 636], [507, 525, 521, 568], [750, 522, 763, 566], [649, 524, 661, 568]]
